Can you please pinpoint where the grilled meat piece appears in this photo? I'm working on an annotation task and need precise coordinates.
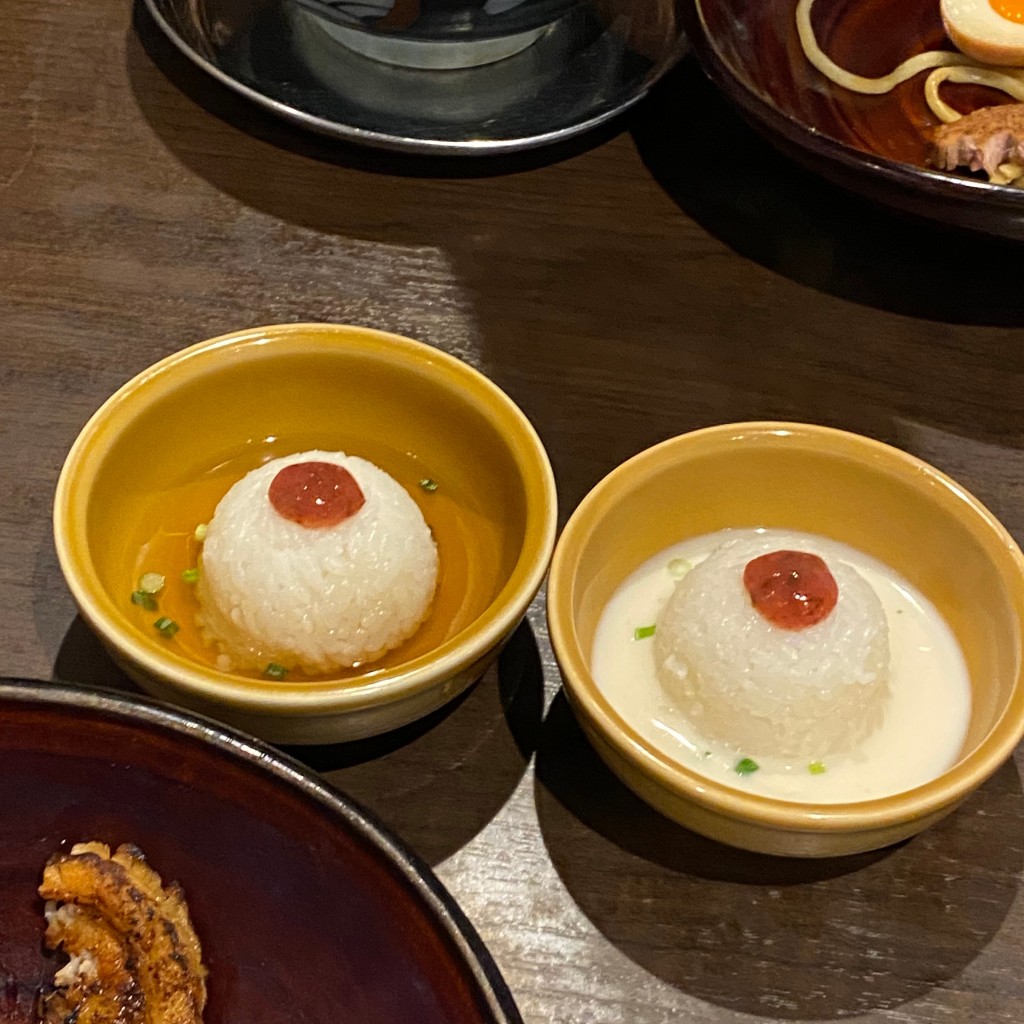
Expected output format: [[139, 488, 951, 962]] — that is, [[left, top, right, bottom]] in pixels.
[[931, 103, 1024, 184], [38, 843, 207, 1024]]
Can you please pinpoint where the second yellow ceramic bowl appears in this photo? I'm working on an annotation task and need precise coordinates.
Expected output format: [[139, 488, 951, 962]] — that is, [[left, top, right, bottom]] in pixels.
[[54, 323, 557, 744], [547, 422, 1024, 857]]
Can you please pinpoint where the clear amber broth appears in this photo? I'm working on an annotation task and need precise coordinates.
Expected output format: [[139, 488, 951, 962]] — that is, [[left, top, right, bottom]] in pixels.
[[128, 437, 502, 685]]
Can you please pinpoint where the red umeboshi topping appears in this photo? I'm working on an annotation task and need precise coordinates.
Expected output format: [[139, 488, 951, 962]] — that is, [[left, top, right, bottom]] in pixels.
[[268, 461, 365, 528], [742, 550, 838, 630]]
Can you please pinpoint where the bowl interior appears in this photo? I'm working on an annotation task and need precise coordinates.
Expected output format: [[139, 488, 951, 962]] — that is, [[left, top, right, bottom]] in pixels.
[[561, 425, 1024, 790], [0, 681, 516, 1024], [693, 0, 1024, 192], [59, 325, 544, 696]]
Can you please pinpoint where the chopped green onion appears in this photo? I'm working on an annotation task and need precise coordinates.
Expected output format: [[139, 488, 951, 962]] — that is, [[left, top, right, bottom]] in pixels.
[[633, 624, 657, 640], [181, 567, 200, 584], [667, 557, 692, 579], [734, 757, 760, 775], [808, 761, 827, 775], [419, 478, 438, 493], [131, 590, 156, 611], [703, 750, 713, 759], [264, 663, 288, 680], [194, 523, 208, 541], [138, 572, 165, 595], [153, 617, 179, 637]]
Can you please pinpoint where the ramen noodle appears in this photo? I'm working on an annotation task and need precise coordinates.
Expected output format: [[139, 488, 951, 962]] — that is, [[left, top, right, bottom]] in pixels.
[[796, 0, 1024, 126]]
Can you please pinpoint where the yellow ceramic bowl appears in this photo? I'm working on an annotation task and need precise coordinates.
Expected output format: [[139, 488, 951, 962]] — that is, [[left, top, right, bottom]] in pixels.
[[55, 323, 557, 744], [547, 422, 1024, 857]]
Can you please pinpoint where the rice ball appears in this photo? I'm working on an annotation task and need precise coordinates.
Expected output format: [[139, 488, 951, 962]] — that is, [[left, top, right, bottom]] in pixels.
[[654, 531, 890, 760], [196, 450, 438, 674]]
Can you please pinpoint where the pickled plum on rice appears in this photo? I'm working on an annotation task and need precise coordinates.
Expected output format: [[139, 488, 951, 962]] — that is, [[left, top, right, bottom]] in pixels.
[[592, 528, 972, 802], [195, 450, 439, 676], [267, 460, 366, 527], [742, 549, 839, 630], [655, 532, 890, 762]]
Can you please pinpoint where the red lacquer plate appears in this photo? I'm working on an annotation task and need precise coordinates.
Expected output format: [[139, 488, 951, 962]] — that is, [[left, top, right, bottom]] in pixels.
[[0, 679, 521, 1024]]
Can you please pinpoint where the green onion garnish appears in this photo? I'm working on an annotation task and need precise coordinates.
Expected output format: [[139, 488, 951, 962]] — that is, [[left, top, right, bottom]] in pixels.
[[153, 617, 179, 637], [264, 663, 288, 680], [181, 567, 200, 584], [138, 572, 165, 595], [131, 590, 156, 610], [194, 523, 208, 541], [633, 624, 657, 640], [419, 478, 438, 493], [734, 757, 760, 775], [808, 761, 827, 775], [667, 557, 692, 578]]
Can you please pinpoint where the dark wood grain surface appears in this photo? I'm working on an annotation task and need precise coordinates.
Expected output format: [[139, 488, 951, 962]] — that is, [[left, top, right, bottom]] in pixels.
[[4, 1, 1024, 1021]]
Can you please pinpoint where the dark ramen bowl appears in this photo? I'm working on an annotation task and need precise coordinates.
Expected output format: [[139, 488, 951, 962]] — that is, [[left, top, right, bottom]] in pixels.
[[0, 678, 521, 1024], [684, 0, 1024, 240]]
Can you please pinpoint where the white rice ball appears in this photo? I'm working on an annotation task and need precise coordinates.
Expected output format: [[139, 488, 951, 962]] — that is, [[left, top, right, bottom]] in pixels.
[[196, 450, 438, 674], [654, 531, 890, 760]]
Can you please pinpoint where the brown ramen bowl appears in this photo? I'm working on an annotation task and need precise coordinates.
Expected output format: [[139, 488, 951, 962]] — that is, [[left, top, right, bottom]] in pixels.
[[684, 0, 1024, 240], [0, 679, 521, 1023]]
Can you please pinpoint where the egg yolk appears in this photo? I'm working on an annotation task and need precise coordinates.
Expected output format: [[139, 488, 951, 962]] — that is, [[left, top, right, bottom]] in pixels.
[[991, 0, 1024, 23]]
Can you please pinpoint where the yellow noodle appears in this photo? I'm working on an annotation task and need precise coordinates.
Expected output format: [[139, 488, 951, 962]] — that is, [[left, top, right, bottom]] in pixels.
[[925, 65, 1024, 121], [992, 163, 1024, 184], [796, 0, 975, 94], [797, 0, 1024, 130]]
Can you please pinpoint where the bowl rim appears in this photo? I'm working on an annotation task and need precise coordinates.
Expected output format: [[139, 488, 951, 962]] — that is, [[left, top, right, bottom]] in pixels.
[[547, 420, 1024, 833], [53, 322, 558, 715], [686, 0, 1024, 210], [0, 675, 523, 1024]]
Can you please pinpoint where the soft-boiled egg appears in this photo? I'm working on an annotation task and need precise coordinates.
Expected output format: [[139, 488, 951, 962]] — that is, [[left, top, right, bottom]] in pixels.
[[942, 0, 1024, 66]]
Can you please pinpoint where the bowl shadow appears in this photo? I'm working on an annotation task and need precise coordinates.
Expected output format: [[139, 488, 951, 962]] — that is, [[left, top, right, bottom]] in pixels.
[[632, 58, 1024, 327], [534, 689, 1024, 1019], [51, 613, 545, 868], [282, 615, 546, 866], [52, 615, 144, 694]]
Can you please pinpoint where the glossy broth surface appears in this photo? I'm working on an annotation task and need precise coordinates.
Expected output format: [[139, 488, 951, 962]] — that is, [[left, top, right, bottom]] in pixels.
[[127, 436, 501, 684]]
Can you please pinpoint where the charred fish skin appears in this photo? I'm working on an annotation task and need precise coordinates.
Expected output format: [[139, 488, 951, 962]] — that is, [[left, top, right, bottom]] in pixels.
[[39, 903, 145, 1024], [38, 843, 207, 1024]]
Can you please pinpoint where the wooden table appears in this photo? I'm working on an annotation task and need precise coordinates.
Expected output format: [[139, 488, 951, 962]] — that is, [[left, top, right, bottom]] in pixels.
[[5, 2, 1024, 1022]]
